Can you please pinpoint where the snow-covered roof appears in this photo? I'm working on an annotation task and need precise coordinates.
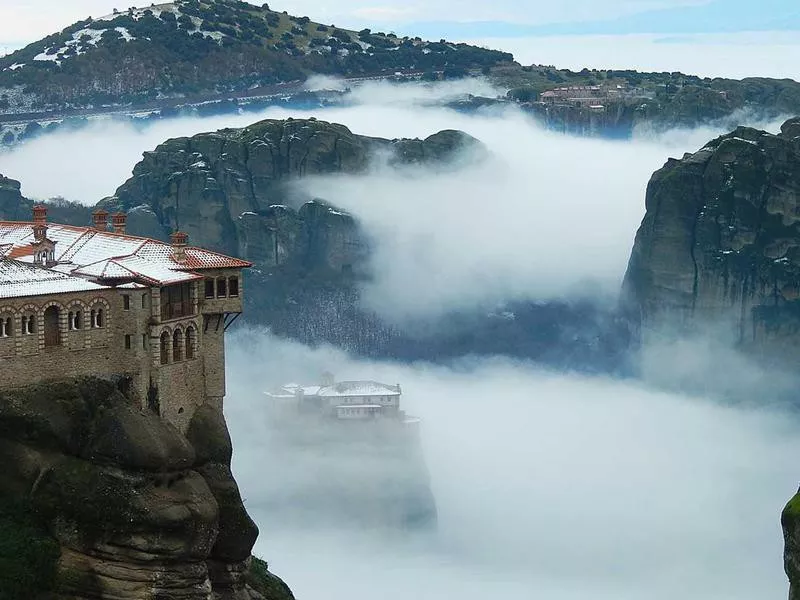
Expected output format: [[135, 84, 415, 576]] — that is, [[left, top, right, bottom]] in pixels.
[[318, 381, 401, 397], [268, 380, 401, 398], [0, 260, 104, 299], [0, 217, 251, 299]]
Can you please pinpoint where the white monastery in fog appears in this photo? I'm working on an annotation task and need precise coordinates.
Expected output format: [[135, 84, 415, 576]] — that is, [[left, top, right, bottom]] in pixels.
[[265, 373, 415, 422]]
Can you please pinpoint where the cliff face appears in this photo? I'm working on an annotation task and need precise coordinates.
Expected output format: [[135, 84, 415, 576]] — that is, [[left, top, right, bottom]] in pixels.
[[0, 377, 293, 600], [107, 118, 479, 267], [0, 173, 29, 220], [622, 117, 800, 354], [783, 493, 800, 600]]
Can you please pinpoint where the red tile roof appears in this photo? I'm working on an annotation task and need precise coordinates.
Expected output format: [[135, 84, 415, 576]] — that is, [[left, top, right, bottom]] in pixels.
[[0, 220, 251, 296]]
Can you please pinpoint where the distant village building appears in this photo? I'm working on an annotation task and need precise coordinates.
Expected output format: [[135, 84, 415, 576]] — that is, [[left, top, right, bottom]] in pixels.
[[265, 375, 417, 423], [538, 84, 652, 109], [0, 206, 251, 431]]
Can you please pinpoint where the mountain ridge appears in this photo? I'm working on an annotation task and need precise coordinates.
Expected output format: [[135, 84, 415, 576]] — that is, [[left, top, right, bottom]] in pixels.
[[0, 0, 511, 114]]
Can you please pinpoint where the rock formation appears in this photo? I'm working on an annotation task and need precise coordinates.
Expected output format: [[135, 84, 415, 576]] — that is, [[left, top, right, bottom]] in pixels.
[[783, 492, 800, 600], [106, 118, 480, 265], [0, 173, 29, 220], [622, 117, 800, 356], [0, 377, 293, 600]]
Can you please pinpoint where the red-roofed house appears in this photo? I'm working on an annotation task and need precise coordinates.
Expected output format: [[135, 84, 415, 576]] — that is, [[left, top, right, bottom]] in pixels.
[[0, 206, 252, 431]]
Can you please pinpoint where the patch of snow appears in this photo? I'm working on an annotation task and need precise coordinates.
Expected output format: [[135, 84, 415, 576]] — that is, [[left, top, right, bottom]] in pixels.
[[33, 51, 61, 63], [115, 27, 135, 42], [8, 63, 24, 71], [72, 28, 104, 46], [422, 48, 431, 54], [200, 31, 224, 41]]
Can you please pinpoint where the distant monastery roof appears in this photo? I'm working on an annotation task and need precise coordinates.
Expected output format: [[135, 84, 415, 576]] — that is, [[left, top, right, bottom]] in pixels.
[[271, 380, 402, 398], [0, 210, 251, 299]]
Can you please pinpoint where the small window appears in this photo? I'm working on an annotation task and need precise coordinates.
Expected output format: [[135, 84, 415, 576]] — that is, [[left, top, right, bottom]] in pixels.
[[142, 294, 148, 309], [216, 277, 227, 298], [0, 317, 10, 337], [69, 310, 81, 330], [205, 278, 215, 299], [124, 334, 132, 349], [93, 308, 104, 328], [228, 277, 239, 297], [142, 334, 148, 350], [123, 295, 131, 310]]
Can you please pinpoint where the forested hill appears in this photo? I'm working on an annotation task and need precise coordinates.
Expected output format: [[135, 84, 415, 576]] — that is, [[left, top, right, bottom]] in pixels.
[[0, 0, 512, 113]]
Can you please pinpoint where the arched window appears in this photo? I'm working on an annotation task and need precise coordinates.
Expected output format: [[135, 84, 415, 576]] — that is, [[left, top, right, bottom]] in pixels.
[[91, 308, 104, 328], [0, 316, 10, 337], [173, 329, 184, 362], [160, 331, 170, 365], [44, 306, 60, 347], [186, 326, 196, 359], [68, 310, 82, 331]]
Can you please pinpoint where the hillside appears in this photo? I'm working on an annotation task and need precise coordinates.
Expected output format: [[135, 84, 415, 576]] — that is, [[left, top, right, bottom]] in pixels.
[[493, 64, 800, 135], [0, 0, 512, 114]]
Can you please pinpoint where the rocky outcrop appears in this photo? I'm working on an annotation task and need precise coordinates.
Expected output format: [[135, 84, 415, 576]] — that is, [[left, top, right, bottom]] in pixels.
[[106, 118, 481, 265], [0, 173, 29, 219], [783, 492, 800, 600], [622, 117, 800, 357], [0, 377, 293, 600]]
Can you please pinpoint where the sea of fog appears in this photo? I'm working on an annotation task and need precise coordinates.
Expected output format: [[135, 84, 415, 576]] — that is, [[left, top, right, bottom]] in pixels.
[[0, 78, 788, 322], [227, 331, 800, 600], [0, 77, 796, 597]]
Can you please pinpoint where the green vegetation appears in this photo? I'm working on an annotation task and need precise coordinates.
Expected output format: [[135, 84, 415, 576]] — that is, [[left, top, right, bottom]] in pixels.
[[493, 64, 800, 127], [0, 0, 512, 111], [0, 497, 60, 600], [247, 557, 295, 600]]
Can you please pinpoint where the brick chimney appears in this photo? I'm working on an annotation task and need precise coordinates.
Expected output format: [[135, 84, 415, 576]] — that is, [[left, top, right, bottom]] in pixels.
[[32, 205, 48, 242], [170, 231, 189, 262], [32, 204, 47, 225], [111, 212, 127, 234], [92, 209, 109, 231]]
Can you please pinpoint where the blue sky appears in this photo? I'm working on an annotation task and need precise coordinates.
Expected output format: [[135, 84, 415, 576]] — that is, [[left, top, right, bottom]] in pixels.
[[1, 0, 798, 47], [398, 0, 800, 39]]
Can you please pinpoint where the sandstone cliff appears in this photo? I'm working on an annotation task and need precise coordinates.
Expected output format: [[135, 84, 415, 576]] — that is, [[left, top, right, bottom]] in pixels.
[[106, 118, 480, 265], [0, 173, 29, 220], [0, 377, 293, 600], [783, 493, 800, 600], [622, 117, 800, 355]]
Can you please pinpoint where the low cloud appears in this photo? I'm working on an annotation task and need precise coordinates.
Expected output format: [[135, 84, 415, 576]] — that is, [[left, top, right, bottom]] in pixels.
[[0, 79, 786, 323], [226, 330, 799, 600]]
